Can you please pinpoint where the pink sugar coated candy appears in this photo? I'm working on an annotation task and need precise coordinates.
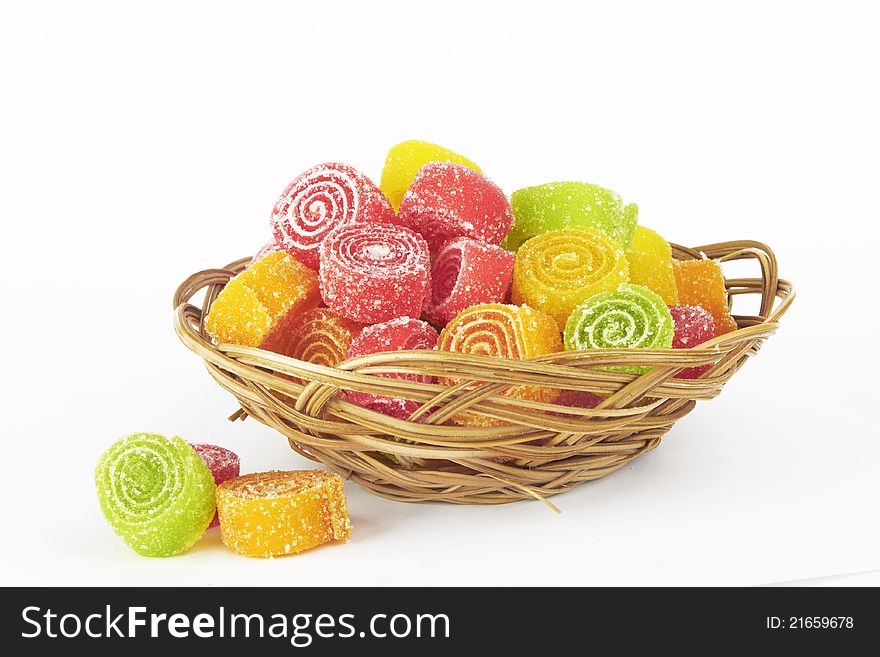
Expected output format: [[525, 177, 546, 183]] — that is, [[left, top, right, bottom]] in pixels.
[[271, 162, 394, 269], [190, 443, 241, 528], [395, 162, 514, 254], [346, 317, 439, 419], [425, 237, 516, 326], [669, 305, 716, 379], [319, 223, 431, 323], [249, 240, 281, 266]]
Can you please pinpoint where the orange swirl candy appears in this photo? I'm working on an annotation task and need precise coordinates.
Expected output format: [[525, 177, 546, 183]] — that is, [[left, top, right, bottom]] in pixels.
[[260, 307, 361, 374], [216, 470, 351, 558], [511, 227, 629, 327], [437, 304, 562, 425]]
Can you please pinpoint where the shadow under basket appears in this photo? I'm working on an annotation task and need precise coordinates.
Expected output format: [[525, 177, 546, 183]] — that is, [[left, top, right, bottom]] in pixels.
[[174, 240, 794, 508]]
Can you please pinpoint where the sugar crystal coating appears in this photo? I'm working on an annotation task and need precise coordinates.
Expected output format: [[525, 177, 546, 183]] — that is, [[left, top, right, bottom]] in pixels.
[[673, 258, 738, 335], [507, 182, 638, 250], [669, 305, 716, 378], [191, 443, 241, 528], [380, 140, 481, 212], [216, 470, 351, 558], [626, 226, 679, 305], [95, 434, 216, 557], [395, 162, 514, 255], [205, 251, 320, 347], [318, 222, 431, 323], [271, 162, 394, 269], [564, 283, 674, 374], [438, 303, 561, 426], [345, 317, 439, 419], [512, 227, 629, 327], [426, 237, 516, 326]]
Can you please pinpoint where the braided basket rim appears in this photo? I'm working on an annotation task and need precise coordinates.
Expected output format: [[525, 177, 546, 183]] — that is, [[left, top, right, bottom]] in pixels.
[[173, 239, 794, 507]]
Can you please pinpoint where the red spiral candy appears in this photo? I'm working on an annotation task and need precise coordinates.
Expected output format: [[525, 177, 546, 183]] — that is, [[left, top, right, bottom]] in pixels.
[[271, 162, 394, 269], [346, 317, 439, 419], [426, 237, 515, 326], [319, 223, 431, 323]]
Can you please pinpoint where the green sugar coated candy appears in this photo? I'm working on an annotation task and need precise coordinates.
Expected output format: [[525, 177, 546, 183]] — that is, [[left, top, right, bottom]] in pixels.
[[564, 283, 674, 374], [507, 182, 638, 250], [95, 433, 216, 557]]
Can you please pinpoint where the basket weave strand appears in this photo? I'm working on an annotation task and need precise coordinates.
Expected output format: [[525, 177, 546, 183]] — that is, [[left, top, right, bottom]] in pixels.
[[173, 240, 794, 505]]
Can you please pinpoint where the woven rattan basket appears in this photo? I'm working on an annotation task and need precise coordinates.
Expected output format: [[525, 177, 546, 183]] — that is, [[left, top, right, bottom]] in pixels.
[[174, 240, 793, 508]]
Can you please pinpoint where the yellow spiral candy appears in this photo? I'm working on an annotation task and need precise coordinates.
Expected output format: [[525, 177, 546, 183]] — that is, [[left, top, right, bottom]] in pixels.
[[511, 228, 629, 327]]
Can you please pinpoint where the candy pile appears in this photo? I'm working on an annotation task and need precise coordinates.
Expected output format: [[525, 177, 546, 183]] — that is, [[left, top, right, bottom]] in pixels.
[[203, 140, 736, 423], [95, 434, 350, 558]]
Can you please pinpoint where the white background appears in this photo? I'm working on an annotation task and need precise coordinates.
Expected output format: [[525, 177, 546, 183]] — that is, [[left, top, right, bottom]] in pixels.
[[1, 0, 878, 586]]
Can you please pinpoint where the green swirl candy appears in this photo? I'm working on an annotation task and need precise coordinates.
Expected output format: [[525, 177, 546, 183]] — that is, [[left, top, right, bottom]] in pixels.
[[95, 433, 216, 557], [564, 284, 674, 374]]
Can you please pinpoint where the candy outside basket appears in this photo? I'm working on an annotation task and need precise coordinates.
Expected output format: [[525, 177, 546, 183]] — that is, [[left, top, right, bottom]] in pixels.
[[173, 240, 794, 508]]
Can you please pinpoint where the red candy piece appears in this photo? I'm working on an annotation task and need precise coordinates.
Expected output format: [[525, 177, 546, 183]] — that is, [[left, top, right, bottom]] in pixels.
[[556, 390, 605, 409], [271, 162, 394, 269], [319, 223, 431, 323], [346, 317, 439, 419], [425, 237, 516, 326], [190, 443, 241, 528], [669, 305, 716, 379], [396, 162, 514, 254]]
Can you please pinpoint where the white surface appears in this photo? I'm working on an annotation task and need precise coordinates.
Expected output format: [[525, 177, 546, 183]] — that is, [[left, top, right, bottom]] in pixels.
[[1, 0, 878, 586]]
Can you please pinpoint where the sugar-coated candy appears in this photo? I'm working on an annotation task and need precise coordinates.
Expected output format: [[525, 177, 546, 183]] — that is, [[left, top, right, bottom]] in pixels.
[[191, 443, 241, 528], [626, 226, 679, 305], [271, 162, 394, 269], [216, 470, 351, 558], [95, 434, 216, 557], [511, 227, 629, 327], [673, 258, 738, 335], [205, 251, 320, 348], [669, 305, 716, 379], [564, 284, 675, 374], [396, 162, 514, 255], [507, 182, 638, 250], [319, 223, 431, 323], [438, 304, 562, 425], [346, 317, 439, 419], [260, 307, 361, 376], [425, 237, 516, 326], [555, 390, 605, 409], [380, 140, 481, 212], [250, 240, 281, 266]]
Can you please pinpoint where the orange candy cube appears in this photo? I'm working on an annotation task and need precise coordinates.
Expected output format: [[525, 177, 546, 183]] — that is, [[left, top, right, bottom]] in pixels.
[[673, 258, 738, 335]]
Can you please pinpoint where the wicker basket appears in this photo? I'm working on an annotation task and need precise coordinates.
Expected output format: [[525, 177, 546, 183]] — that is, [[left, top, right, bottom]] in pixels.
[[173, 240, 793, 508]]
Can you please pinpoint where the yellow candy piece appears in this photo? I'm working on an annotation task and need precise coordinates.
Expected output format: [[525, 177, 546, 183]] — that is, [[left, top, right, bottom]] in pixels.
[[380, 140, 481, 211], [205, 251, 320, 348], [216, 470, 351, 558], [437, 303, 562, 426], [626, 226, 679, 305], [673, 258, 738, 336], [511, 227, 629, 327]]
